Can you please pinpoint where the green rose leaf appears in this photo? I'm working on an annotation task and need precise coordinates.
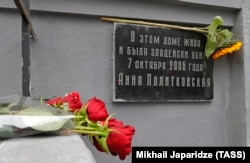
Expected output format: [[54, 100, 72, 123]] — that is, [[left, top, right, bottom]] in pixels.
[[100, 137, 110, 153], [95, 135, 110, 153]]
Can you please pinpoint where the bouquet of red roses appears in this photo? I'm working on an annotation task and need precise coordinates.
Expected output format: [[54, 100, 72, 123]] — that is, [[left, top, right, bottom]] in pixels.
[[0, 92, 135, 160]]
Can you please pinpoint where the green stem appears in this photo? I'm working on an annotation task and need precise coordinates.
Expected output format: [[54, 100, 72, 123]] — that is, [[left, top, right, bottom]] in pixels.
[[74, 126, 96, 131], [101, 17, 209, 35], [73, 116, 85, 119], [71, 130, 106, 136]]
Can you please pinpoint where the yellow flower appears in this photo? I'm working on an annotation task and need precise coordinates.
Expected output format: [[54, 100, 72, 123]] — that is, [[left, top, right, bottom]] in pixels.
[[212, 41, 242, 59]]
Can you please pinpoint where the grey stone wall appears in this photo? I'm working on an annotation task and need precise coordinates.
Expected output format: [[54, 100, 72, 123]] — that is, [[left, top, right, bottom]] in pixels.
[[242, 0, 250, 146], [0, 1, 248, 163]]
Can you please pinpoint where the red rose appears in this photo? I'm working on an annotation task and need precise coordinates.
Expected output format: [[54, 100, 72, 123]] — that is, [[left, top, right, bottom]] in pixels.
[[64, 92, 83, 111], [86, 97, 109, 122], [46, 96, 64, 108], [93, 118, 135, 160]]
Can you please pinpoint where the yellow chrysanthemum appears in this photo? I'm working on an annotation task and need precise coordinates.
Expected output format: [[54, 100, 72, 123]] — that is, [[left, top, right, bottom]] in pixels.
[[212, 41, 242, 59]]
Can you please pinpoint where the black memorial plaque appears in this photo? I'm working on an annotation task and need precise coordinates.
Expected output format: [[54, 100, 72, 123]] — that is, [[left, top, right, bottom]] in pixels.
[[113, 23, 213, 102]]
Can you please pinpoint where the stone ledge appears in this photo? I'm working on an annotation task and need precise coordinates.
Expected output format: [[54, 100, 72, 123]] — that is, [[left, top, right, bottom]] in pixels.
[[0, 134, 96, 163]]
